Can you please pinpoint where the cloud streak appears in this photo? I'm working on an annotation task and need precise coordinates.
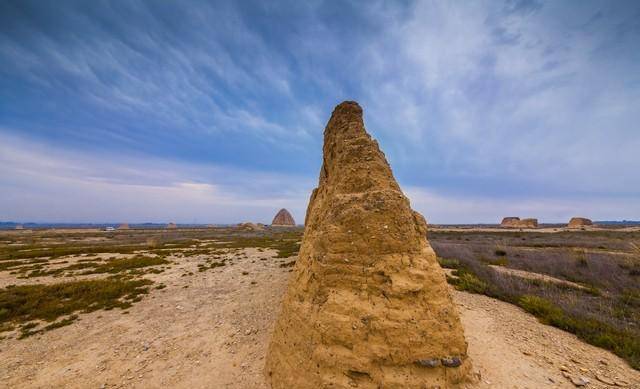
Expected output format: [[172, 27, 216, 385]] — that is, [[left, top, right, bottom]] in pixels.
[[1, 0, 639, 222], [0, 132, 313, 223]]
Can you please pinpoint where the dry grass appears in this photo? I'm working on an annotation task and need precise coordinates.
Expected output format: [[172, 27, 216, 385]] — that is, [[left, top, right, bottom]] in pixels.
[[432, 229, 640, 369]]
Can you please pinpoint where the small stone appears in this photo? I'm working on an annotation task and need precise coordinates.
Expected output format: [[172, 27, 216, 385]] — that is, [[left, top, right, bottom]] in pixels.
[[441, 357, 462, 368], [560, 365, 569, 372], [415, 359, 440, 368], [595, 374, 615, 385], [570, 376, 589, 386], [615, 379, 630, 387]]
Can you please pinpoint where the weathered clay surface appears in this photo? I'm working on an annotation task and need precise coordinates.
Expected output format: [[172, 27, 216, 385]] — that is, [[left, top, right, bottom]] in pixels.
[[238, 222, 266, 231], [500, 217, 521, 228], [501, 217, 538, 228], [265, 101, 471, 389], [271, 209, 296, 226], [518, 218, 538, 228], [568, 217, 593, 228]]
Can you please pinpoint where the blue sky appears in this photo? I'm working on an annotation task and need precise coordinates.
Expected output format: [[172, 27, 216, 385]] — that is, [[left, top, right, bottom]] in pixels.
[[1, 0, 639, 224]]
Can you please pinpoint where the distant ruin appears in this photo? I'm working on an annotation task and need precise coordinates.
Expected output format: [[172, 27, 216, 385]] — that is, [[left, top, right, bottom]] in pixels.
[[271, 209, 295, 226], [238, 222, 265, 231], [167, 222, 177, 229], [117, 223, 130, 230], [500, 217, 520, 228], [265, 101, 471, 388], [568, 217, 592, 228], [501, 217, 538, 228]]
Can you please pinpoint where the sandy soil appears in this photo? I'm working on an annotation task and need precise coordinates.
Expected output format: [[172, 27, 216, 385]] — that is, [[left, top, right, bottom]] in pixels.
[[0, 248, 638, 389], [0, 253, 143, 288]]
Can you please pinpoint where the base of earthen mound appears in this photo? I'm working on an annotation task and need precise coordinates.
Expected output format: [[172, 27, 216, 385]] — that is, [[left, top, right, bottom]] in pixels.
[[568, 217, 593, 228], [501, 217, 538, 228]]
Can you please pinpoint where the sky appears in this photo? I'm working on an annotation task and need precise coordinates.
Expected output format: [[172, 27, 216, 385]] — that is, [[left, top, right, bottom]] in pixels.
[[1, 0, 639, 224]]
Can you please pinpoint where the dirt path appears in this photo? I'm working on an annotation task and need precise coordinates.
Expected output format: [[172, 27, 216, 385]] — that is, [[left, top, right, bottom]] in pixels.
[[487, 265, 588, 290], [457, 291, 638, 388], [0, 250, 638, 388]]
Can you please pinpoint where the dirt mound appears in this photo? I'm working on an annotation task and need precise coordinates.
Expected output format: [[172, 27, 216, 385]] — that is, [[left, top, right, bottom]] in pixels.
[[265, 101, 471, 388], [519, 218, 538, 228], [500, 217, 520, 227], [501, 217, 538, 228], [167, 222, 177, 229], [568, 217, 593, 228], [271, 209, 295, 226], [117, 223, 130, 230], [238, 222, 266, 231]]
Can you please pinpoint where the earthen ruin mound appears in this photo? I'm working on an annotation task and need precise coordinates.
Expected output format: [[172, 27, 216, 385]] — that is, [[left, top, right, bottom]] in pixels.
[[519, 218, 538, 228], [167, 222, 177, 229], [271, 209, 295, 226], [568, 217, 593, 228], [117, 223, 130, 230], [265, 101, 471, 388], [501, 217, 538, 228], [237, 222, 265, 231], [500, 217, 520, 227]]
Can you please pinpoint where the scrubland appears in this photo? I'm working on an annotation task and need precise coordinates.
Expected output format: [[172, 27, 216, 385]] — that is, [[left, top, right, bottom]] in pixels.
[[0, 226, 638, 388]]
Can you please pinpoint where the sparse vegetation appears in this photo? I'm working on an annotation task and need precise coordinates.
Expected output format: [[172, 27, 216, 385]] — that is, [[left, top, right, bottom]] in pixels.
[[0, 278, 152, 337], [432, 229, 640, 370]]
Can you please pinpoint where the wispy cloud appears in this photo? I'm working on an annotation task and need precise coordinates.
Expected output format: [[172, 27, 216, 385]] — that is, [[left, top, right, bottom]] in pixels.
[[0, 0, 638, 222], [0, 132, 313, 223]]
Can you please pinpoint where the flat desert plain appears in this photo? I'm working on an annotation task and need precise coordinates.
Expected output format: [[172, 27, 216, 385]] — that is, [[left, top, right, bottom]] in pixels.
[[0, 227, 638, 388]]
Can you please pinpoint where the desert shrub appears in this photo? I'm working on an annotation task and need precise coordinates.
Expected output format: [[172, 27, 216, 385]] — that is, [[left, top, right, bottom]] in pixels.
[[0, 278, 152, 337], [519, 295, 563, 322], [494, 249, 507, 256], [518, 296, 640, 370], [480, 256, 509, 266], [446, 265, 640, 369], [83, 256, 169, 274], [437, 257, 460, 269], [450, 270, 489, 294]]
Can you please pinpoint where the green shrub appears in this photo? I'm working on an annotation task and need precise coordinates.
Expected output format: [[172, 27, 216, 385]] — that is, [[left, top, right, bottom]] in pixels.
[[0, 279, 152, 328], [437, 258, 460, 269], [480, 256, 509, 266], [518, 295, 563, 322], [450, 270, 489, 294]]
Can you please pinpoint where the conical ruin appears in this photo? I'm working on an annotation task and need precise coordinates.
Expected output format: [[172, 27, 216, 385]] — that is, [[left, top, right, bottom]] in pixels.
[[271, 208, 296, 226], [265, 101, 471, 388]]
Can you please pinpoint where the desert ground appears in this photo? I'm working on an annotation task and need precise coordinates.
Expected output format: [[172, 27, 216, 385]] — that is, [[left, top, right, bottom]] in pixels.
[[0, 226, 638, 388]]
